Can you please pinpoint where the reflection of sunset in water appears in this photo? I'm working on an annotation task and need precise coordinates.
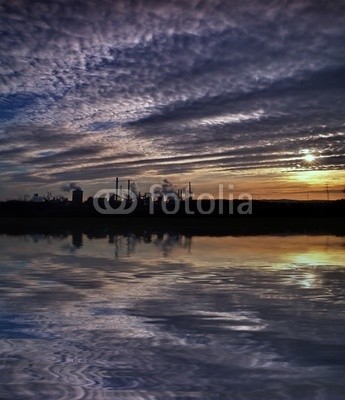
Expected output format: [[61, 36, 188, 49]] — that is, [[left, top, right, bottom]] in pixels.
[[1, 233, 343, 268], [177, 235, 345, 268]]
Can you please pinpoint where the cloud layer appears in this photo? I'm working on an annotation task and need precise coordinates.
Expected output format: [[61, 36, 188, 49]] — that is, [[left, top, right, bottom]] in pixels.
[[0, 0, 344, 198]]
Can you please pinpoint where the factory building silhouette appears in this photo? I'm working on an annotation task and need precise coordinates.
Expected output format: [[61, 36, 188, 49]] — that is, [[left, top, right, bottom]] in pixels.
[[72, 188, 83, 205]]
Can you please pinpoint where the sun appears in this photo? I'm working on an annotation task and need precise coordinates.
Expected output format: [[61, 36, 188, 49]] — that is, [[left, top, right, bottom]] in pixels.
[[304, 153, 315, 163], [301, 149, 316, 163]]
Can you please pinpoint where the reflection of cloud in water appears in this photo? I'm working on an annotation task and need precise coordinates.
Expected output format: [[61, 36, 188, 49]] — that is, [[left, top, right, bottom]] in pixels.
[[195, 311, 267, 332], [0, 233, 344, 399]]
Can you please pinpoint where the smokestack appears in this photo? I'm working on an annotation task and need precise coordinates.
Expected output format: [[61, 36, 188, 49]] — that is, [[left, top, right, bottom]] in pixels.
[[115, 177, 119, 201], [189, 182, 192, 199], [127, 179, 130, 201]]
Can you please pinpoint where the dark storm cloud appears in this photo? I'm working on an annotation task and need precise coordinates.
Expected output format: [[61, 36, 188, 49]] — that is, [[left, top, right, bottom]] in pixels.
[[0, 0, 344, 193]]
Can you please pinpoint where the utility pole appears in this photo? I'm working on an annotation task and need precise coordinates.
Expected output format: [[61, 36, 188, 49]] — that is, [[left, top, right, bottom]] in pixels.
[[325, 183, 330, 201]]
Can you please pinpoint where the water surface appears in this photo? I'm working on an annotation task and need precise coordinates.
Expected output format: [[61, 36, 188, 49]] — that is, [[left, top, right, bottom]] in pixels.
[[0, 232, 344, 399]]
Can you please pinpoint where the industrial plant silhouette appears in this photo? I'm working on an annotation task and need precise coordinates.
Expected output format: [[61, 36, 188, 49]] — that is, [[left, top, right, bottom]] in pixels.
[[0, 177, 344, 221]]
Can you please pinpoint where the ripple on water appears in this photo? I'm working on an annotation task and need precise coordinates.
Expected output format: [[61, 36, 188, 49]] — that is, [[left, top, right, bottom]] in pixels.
[[0, 234, 345, 399]]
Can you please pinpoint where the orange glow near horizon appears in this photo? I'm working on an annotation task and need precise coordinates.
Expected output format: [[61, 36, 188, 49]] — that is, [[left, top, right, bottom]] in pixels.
[[1, 166, 343, 202], [178, 167, 344, 201]]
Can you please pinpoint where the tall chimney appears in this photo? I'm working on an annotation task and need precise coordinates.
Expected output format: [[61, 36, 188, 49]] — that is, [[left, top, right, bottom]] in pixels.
[[115, 177, 119, 201], [127, 179, 130, 201], [188, 182, 192, 198]]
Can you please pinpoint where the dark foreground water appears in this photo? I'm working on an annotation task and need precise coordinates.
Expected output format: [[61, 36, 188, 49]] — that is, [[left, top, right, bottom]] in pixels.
[[0, 232, 344, 399]]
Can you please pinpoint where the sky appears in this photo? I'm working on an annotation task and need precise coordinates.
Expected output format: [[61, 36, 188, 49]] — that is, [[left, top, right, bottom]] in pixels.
[[0, 0, 344, 200]]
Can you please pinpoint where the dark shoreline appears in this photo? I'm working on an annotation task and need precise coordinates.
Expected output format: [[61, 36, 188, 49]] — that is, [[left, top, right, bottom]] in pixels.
[[1, 199, 344, 236], [1, 216, 344, 237]]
